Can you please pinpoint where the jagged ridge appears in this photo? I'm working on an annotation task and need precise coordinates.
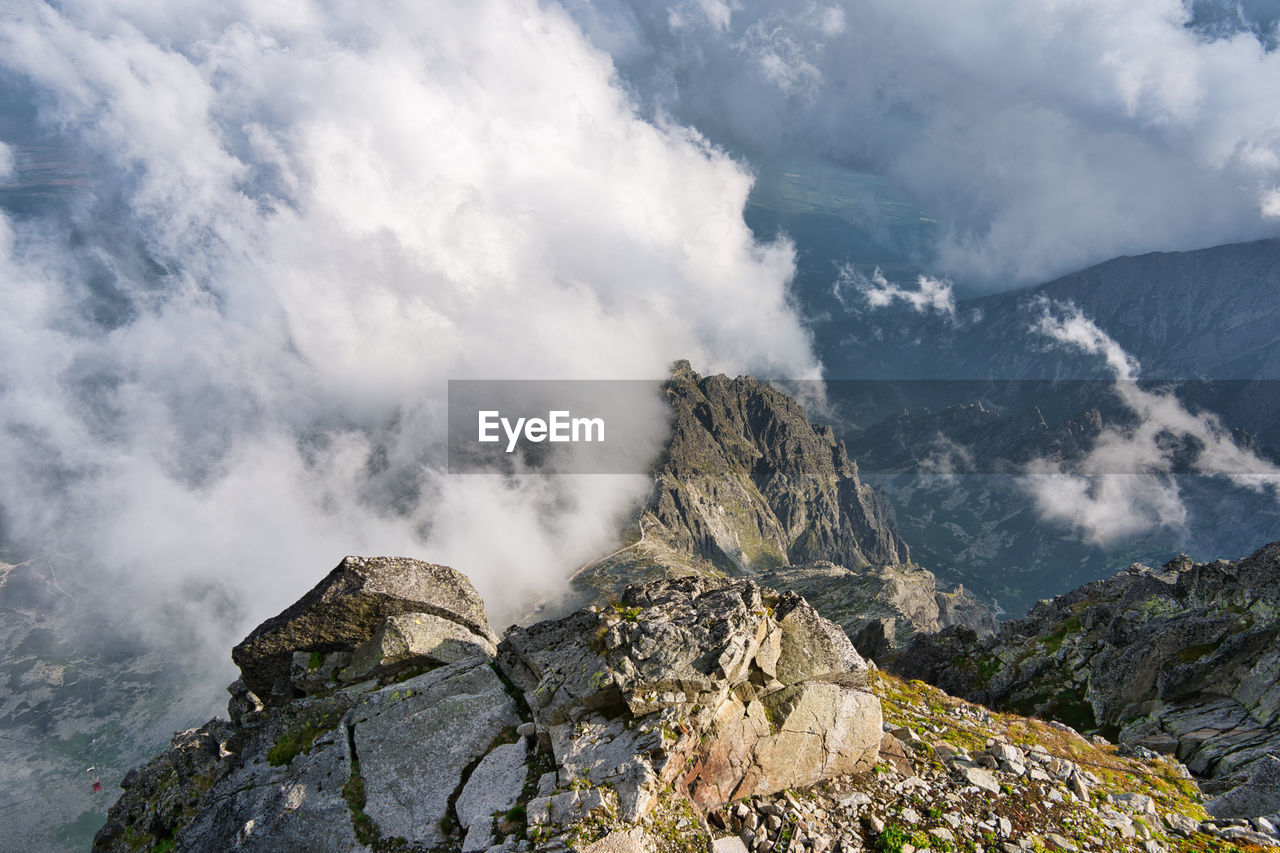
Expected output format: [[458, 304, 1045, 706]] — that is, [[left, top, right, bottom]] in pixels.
[[893, 543, 1280, 822]]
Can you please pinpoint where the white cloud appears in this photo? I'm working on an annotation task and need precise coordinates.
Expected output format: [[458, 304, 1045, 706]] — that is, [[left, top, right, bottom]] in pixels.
[[1030, 298, 1140, 380], [0, 0, 819, 667], [577, 0, 1280, 286], [846, 266, 956, 317], [1023, 300, 1280, 544], [1263, 187, 1280, 218]]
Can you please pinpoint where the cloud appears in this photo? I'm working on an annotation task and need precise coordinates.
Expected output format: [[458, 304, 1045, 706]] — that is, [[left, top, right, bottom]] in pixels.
[[574, 0, 1280, 286], [1022, 300, 1280, 544], [0, 0, 819, 670], [0, 141, 11, 179], [1030, 298, 1141, 380], [839, 265, 955, 317]]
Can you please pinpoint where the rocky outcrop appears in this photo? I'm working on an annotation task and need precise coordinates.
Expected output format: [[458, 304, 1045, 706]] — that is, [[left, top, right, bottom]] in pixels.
[[893, 542, 1280, 822], [757, 561, 997, 656], [647, 361, 909, 572], [94, 549, 1280, 851], [702, 670, 1278, 852], [499, 576, 882, 823], [95, 560, 882, 852], [571, 363, 994, 648], [231, 555, 498, 704]]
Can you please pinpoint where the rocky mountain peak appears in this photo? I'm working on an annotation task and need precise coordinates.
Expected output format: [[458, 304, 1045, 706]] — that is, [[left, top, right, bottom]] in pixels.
[[649, 364, 909, 573], [573, 363, 991, 651]]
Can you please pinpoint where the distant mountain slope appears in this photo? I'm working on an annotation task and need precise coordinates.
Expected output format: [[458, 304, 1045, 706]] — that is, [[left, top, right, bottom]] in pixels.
[[805, 237, 1280, 383], [961, 237, 1280, 380]]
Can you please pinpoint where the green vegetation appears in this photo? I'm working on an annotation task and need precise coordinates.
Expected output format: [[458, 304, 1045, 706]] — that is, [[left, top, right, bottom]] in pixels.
[[874, 824, 910, 853], [1041, 617, 1082, 653], [267, 710, 342, 766], [341, 753, 407, 851], [609, 601, 643, 622]]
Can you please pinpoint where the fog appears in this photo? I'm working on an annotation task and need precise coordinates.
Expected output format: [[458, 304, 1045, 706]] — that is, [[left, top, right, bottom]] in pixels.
[[572, 0, 1280, 288], [0, 0, 818, 666], [1025, 300, 1280, 544]]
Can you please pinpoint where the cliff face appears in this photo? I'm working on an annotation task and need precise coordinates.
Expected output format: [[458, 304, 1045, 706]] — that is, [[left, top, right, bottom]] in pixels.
[[648, 361, 909, 572], [571, 363, 994, 646], [894, 543, 1280, 821]]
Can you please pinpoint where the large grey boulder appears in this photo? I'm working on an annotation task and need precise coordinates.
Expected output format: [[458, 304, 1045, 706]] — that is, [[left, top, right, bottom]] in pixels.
[[232, 556, 498, 702], [95, 656, 520, 852], [342, 611, 498, 683], [1208, 755, 1280, 820], [351, 658, 521, 848]]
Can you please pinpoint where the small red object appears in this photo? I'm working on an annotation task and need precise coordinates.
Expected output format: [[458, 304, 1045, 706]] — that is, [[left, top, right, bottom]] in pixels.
[[92, 778, 102, 793]]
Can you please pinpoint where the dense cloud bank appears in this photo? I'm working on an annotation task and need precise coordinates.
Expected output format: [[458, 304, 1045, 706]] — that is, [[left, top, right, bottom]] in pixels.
[[0, 0, 818, 657], [574, 0, 1280, 286]]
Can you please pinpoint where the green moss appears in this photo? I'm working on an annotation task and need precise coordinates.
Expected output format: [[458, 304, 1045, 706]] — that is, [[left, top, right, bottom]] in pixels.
[[1042, 617, 1082, 653], [763, 702, 782, 736], [267, 712, 341, 767], [874, 824, 911, 853], [308, 651, 323, 671], [609, 601, 643, 622], [1177, 638, 1225, 664], [341, 753, 406, 850]]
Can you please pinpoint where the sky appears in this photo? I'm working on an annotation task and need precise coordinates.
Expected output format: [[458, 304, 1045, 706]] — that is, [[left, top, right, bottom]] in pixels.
[[1, 0, 1279, 668], [0, 0, 821, 657], [573, 0, 1280, 286]]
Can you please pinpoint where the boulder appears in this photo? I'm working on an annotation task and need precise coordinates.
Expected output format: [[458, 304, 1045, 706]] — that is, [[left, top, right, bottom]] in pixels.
[[351, 658, 521, 847], [342, 612, 498, 683], [1208, 755, 1280, 820], [231, 556, 497, 702], [455, 741, 528, 851]]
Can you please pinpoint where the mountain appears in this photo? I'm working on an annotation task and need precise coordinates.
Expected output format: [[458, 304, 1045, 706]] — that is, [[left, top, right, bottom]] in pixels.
[[799, 237, 1280, 385], [88, 360, 1280, 850], [893, 543, 1280, 822], [92, 554, 1277, 851], [570, 361, 994, 646]]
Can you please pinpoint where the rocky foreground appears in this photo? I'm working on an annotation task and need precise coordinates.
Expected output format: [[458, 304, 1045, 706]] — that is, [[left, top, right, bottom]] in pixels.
[[893, 544, 1280, 829], [94, 555, 1279, 852]]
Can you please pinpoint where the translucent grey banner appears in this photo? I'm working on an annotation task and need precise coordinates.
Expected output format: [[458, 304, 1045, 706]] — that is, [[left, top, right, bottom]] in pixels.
[[447, 380, 672, 474], [448, 378, 1280, 475]]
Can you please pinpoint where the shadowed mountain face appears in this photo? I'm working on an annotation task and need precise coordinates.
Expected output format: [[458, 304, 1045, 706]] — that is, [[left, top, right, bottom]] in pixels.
[[795, 236, 1280, 384], [833, 394, 1280, 616], [770, 234, 1280, 616]]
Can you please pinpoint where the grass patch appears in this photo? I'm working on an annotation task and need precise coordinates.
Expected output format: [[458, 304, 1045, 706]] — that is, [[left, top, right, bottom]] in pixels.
[[1041, 617, 1082, 653], [267, 710, 342, 767]]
